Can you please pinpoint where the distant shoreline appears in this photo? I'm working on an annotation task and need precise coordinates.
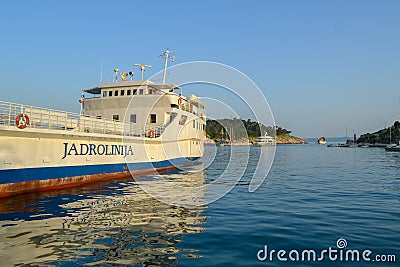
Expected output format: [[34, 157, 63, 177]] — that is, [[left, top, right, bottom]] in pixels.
[[276, 134, 306, 144], [205, 134, 307, 146]]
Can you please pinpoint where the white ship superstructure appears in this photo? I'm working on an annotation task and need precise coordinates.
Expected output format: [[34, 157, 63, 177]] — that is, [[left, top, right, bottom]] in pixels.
[[0, 50, 206, 197], [253, 133, 275, 146]]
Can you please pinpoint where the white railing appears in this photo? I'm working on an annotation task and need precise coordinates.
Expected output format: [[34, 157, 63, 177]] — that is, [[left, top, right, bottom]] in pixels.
[[0, 100, 165, 138]]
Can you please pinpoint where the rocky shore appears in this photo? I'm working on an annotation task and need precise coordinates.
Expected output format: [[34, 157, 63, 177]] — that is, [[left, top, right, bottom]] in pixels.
[[206, 135, 306, 145], [275, 134, 306, 144]]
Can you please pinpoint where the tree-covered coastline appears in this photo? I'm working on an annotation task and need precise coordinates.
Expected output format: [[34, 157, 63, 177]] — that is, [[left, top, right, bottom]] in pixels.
[[205, 119, 305, 144], [357, 121, 400, 144]]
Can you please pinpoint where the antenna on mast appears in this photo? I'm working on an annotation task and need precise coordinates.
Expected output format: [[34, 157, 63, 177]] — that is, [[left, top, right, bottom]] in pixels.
[[113, 68, 119, 82], [134, 64, 152, 80], [160, 48, 174, 84], [129, 71, 134, 81]]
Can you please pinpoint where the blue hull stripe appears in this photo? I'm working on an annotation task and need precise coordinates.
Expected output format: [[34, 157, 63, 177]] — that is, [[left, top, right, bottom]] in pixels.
[[0, 158, 191, 184]]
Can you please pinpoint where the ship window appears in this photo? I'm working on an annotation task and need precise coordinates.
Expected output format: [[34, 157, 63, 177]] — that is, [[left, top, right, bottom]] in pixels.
[[96, 115, 102, 119], [150, 114, 156, 123], [114, 90, 119, 96], [179, 115, 187, 125], [149, 89, 155, 94], [133, 89, 137, 95], [113, 115, 119, 121], [127, 89, 131, 95], [109, 91, 112, 97], [130, 114, 136, 123], [170, 112, 177, 123], [193, 120, 196, 128], [121, 90, 125, 96], [139, 89, 144, 95], [103, 91, 107, 97]]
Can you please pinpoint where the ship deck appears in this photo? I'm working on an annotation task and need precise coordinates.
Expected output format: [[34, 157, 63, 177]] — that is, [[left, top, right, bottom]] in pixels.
[[0, 100, 165, 138]]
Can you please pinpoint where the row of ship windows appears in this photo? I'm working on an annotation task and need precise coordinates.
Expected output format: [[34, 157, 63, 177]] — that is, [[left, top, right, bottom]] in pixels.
[[102, 114, 142, 123], [99, 113, 204, 130], [193, 119, 205, 131], [102, 89, 156, 97]]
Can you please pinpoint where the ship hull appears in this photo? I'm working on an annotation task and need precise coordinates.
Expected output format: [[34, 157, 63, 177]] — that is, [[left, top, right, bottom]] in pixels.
[[0, 158, 194, 198], [0, 125, 203, 197]]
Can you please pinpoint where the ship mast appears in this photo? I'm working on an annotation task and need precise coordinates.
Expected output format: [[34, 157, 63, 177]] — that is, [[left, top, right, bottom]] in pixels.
[[160, 48, 175, 84]]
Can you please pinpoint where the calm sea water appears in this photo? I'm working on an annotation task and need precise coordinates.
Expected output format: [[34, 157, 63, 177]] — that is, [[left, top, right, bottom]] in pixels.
[[0, 145, 399, 266]]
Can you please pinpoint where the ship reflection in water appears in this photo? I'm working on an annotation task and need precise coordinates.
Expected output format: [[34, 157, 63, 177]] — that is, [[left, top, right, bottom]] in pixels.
[[0, 169, 207, 266]]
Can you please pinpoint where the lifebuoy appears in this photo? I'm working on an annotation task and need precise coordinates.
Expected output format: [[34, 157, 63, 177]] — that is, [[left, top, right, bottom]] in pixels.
[[16, 114, 30, 129], [149, 129, 155, 138], [178, 98, 182, 105]]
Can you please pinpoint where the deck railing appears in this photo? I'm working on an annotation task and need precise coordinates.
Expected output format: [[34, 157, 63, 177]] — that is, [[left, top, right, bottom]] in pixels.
[[0, 100, 165, 138]]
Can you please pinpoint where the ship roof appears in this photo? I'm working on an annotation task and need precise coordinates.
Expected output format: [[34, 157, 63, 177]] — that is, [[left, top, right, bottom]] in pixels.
[[83, 80, 181, 95]]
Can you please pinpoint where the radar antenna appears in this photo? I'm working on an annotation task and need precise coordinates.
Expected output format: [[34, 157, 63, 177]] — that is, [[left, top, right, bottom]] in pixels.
[[133, 64, 152, 80]]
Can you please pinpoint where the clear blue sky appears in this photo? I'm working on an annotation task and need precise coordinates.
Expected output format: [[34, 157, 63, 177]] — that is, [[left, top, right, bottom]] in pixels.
[[1, 0, 399, 137]]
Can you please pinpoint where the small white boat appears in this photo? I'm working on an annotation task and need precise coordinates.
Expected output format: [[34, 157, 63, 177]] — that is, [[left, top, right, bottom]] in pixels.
[[385, 144, 400, 152], [317, 137, 326, 145]]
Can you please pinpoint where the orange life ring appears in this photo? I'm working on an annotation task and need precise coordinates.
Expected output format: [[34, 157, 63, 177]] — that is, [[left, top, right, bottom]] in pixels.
[[178, 98, 182, 105], [16, 113, 30, 129], [149, 129, 155, 138]]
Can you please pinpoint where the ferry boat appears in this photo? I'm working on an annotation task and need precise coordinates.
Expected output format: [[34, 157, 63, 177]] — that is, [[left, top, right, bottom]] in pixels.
[[0, 49, 206, 198]]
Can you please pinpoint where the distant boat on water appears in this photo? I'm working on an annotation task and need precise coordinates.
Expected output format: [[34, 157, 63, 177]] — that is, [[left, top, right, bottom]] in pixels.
[[317, 137, 326, 144], [216, 127, 232, 146], [327, 133, 357, 148], [216, 139, 231, 147], [253, 133, 275, 146], [385, 143, 400, 152], [384, 127, 400, 151], [327, 143, 350, 148]]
